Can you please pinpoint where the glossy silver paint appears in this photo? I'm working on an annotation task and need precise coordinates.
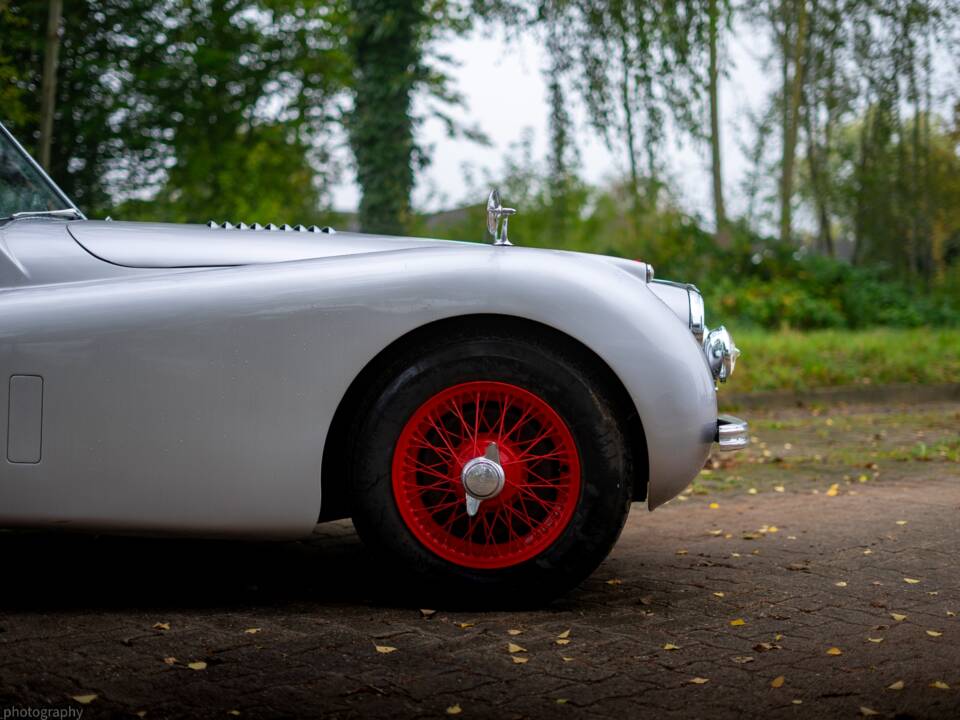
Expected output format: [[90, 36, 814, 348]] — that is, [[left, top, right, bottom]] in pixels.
[[0, 214, 718, 538]]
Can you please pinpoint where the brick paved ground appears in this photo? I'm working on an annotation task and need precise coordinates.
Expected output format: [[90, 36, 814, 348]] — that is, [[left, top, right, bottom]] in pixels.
[[1, 401, 958, 719]]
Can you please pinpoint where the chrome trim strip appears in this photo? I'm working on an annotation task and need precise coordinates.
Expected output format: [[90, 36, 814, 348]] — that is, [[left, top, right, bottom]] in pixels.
[[715, 414, 749, 451]]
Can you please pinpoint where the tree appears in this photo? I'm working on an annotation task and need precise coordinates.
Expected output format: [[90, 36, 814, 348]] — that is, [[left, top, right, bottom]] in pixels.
[[707, 0, 729, 247], [539, 0, 703, 253], [37, 0, 62, 170], [1, 0, 348, 219], [346, 0, 426, 234]]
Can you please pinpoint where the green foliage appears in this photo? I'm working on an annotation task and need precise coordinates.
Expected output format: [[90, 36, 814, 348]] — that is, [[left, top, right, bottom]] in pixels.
[[419, 136, 960, 331], [727, 328, 960, 393], [0, 0, 349, 220], [346, 0, 425, 234]]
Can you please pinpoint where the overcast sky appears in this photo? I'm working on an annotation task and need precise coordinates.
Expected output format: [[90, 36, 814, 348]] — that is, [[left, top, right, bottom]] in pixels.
[[330, 25, 773, 226]]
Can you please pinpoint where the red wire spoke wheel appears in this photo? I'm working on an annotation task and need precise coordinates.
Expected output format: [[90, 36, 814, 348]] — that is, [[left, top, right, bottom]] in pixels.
[[391, 381, 582, 569]]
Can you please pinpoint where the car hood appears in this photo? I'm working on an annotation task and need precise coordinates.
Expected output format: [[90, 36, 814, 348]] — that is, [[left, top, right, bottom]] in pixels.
[[67, 220, 468, 268]]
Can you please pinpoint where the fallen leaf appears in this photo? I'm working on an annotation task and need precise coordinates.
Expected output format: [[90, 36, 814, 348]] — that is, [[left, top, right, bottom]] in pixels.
[[860, 707, 880, 717], [896, 520, 907, 526], [688, 677, 710, 685], [676, 549, 688, 555], [708, 529, 724, 536], [507, 629, 523, 636], [561, 656, 574, 662], [163, 657, 177, 665], [555, 638, 571, 646], [948, 611, 956, 617], [135, 712, 147, 719], [826, 484, 840, 497], [826, 647, 843, 656], [863, 549, 873, 555], [152, 622, 170, 631], [709, 502, 719, 510], [511, 656, 528, 664], [662, 643, 680, 651], [891, 613, 907, 622], [730, 618, 746, 627], [555, 699, 568, 705], [731, 656, 754, 664], [713, 592, 725, 598], [557, 629, 571, 639], [446, 704, 462, 715], [605, 578, 622, 586], [227, 712, 240, 717], [774, 634, 783, 641], [888, 680, 905, 690], [187, 661, 207, 671], [243, 628, 261, 635], [71, 695, 97, 705], [753, 643, 778, 652], [748, 488, 758, 495], [374, 645, 397, 654], [791, 700, 802, 705], [419, 609, 437, 618], [835, 581, 848, 587], [770, 676, 785, 688], [774, 485, 785, 493], [930, 681, 950, 690], [904, 578, 921, 584], [455, 622, 474, 629], [867, 637, 884, 643], [926, 630, 942, 637], [507, 643, 526, 653]]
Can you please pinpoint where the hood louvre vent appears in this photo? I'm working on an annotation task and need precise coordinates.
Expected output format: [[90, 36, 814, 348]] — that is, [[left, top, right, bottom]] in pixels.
[[206, 221, 334, 234]]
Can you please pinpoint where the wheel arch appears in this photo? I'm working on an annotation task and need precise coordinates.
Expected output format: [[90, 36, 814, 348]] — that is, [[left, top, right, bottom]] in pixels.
[[318, 313, 649, 522]]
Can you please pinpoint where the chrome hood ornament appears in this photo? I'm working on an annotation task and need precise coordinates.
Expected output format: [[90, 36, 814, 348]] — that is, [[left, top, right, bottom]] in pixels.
[[486, 189, 516, 246]]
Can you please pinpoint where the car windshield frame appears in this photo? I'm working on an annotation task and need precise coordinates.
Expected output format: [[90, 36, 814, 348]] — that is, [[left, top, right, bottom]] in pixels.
[[0, 121, 84, 224]]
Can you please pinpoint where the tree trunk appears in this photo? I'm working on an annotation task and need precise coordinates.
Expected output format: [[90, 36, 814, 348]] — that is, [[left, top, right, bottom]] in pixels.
[[38, 0, 63, 171], [619, 34, 641, 246], [779, 0, 807, 245], [708, 0, 729, 248], [803, 95, 834, 256], [347, 0, 424, 235]]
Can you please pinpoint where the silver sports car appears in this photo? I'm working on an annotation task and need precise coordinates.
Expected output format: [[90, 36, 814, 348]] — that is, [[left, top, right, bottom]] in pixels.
[[0, 121, 746, 601]]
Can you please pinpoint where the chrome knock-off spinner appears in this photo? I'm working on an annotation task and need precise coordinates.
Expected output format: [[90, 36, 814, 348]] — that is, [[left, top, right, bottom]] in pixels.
[[461, 442, 506, 516]]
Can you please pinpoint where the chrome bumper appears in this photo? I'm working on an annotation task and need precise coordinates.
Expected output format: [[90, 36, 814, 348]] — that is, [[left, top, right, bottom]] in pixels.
[[715, 414, 749, 451]]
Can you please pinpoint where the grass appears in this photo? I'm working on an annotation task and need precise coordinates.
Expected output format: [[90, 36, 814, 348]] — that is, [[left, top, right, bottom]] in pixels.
[[722, 328, 960, 393], [685, 403, 960, 497]]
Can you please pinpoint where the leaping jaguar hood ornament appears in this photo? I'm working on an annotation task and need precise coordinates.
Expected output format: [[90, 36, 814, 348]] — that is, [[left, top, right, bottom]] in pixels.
[[486, 189, 516, 246]]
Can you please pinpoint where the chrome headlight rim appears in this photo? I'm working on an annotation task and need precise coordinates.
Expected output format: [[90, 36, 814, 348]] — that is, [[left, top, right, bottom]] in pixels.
[[703, 325, 739, 383], [687, 287, 705, 343]]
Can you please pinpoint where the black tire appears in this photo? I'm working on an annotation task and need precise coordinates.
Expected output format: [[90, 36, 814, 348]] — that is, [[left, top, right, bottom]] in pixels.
[[348, 325, 634, 606]]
